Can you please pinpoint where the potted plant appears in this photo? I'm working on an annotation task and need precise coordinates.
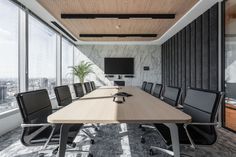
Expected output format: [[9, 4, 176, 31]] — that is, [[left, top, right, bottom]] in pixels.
[[71, 61, 94, 84]]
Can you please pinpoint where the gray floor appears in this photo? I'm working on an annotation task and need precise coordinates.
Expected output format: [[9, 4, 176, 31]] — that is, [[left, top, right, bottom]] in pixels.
[[0, 124, 236, 157]]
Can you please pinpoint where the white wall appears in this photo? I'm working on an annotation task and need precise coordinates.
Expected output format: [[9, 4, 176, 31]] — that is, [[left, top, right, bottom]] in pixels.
[[74, 45, 162, 86], [0, 110, 22, 136], [0, 98, 58, 136]]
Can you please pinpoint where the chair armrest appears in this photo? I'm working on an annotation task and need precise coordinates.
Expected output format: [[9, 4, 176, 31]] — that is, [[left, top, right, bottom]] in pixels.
[[52, 106, 64, 111], [184, 122, 219, 127], [72, 97, 80, 101], [176, 104, 184, 109], [21, 123, 55, 128], [183, 122, 219, 149]]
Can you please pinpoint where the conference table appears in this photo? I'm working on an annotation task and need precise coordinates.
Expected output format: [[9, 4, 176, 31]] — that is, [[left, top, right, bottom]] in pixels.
[[48, 86, 192, 157]]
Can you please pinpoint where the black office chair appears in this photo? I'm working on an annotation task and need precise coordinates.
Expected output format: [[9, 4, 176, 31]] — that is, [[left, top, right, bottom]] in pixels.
[[73, 83, 84, 98], [54, 85, 72, 107], [142, 81, 147, 90], [15, 89, 90, 156], [162, 86, 182, 107], [54, 85, 95, 144], [139, 83, 159, 131], [73, 83, 99, 131], [90, 81, 96, 91], [140, 86, 181, 137], [149, 88, 224, 156], [152, 83, 163, 98], [84, 82, 92, 93], [144, 82, 153, 94]]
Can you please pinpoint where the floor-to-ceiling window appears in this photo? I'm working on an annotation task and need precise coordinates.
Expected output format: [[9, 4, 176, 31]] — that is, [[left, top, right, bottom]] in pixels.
[[224, 0, 236, 132], [28, 15, 57, 97], [0, 0, 19, 113], [0, 0, 76, 114], [62, 38, 74, 85]]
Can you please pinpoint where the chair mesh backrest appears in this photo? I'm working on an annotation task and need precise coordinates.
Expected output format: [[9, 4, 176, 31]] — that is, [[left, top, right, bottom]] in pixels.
[[90, 81, 96, 90], [145, 82, 153, 94], [73, 83, 84, 98], [54, 85, 72, 106], [16, 89, 52, 124], [183, 88, 221, 138], [162, 86, 181, 106], [142, 81, 147, 90], [84, 82, 92, 93], [183, 88, 220, 124], [153, 84, 163, 98]]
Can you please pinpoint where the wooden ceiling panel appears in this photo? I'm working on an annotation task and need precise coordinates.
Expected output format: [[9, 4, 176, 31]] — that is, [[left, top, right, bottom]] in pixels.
[[37, 0, 198, 41]]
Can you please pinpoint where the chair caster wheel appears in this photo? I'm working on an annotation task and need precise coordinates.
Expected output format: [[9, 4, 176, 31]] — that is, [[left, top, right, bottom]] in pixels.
[[52, 147, 58, 155], [88, 153, 93, 157], [95, 127, 98, 131], [90, 139, 95, 144], [71, 142, 76, 148], [149, 149, 154, 156], [141, 137, 145, 144], [141, 127, 146, 131], [139, 124, 142, 128], [38, 153, 44, 157]]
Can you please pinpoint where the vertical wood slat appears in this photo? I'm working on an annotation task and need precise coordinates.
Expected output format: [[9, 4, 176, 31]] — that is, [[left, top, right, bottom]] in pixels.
[[178, 32, 182, 88], [167, 41, 170, 86], [181, 29, 186, 103], [209, 4, 218, 90], [175, 35, 178, 87], [196, 16, 203, 88], [172, 37, 175, 86], [190, 21, 196, 88], [202, 10, 210, 89], [186, 24, 191, 90], [161, 3, 219, 103]]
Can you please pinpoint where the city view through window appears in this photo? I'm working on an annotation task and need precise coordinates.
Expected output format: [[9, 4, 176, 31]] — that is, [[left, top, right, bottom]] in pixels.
[[0, 0, 76, 113], [0, 0, 19, 113], [28, 15, 57, 97]]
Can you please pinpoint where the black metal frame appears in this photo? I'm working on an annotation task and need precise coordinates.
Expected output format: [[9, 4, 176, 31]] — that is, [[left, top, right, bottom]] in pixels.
[[61, 14, 175, 19], [80, 34, 157, 38], [51, 21, 77, 41], [221, 0, 236, 133]]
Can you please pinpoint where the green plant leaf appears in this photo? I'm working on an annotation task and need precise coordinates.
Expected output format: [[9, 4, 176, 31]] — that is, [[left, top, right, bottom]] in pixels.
[[70, 61, 94, 83]]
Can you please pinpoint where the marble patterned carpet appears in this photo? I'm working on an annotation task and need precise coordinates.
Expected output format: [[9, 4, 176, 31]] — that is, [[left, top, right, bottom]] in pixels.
[[0, 124, 236, 157]]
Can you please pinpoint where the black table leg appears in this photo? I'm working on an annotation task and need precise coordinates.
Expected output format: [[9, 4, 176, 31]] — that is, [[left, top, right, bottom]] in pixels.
[[57, 124, 71, 157]]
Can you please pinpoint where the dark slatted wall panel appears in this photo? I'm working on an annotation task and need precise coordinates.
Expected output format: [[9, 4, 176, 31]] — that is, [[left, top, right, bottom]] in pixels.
[[161, 3, 219, 103]]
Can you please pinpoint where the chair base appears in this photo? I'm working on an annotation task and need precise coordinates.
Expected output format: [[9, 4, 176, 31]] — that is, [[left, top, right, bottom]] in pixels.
[[149, 146, 174, 156], [39, 144, 93, 157]]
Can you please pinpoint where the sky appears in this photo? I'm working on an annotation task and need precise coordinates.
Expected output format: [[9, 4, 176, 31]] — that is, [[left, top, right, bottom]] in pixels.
[[0, 0, 74, 79]]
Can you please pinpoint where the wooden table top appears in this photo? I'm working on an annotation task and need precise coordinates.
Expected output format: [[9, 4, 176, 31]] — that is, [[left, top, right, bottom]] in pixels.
[[48, 86, 191, 124]]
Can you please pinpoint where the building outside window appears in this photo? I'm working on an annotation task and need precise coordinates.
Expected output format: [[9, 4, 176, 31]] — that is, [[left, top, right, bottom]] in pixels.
[[28, 15, 57, 97], [0, 0, 19, 113], [62, 38, 74, 85]]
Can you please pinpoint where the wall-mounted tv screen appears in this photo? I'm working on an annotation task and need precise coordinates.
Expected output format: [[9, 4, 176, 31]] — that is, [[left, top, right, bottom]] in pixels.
[[104, 58, 134, 74]]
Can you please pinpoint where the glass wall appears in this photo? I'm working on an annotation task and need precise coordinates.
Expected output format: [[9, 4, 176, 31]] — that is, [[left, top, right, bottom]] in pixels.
[[0, 0, 76, 114], [28, 15, 57, 97], [224, 0, 236, 131], [62, 38, 74, 85], [0, 0, 19, 113]]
